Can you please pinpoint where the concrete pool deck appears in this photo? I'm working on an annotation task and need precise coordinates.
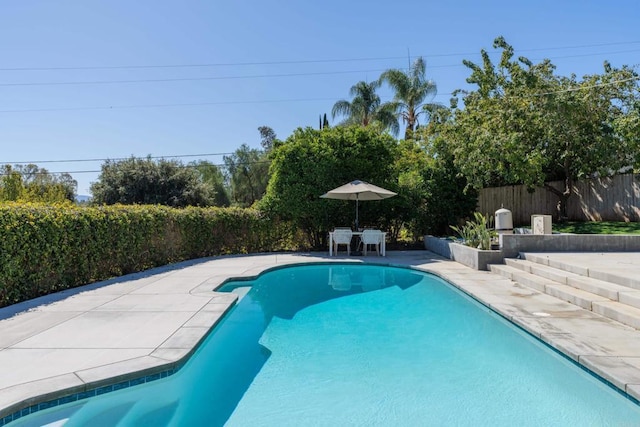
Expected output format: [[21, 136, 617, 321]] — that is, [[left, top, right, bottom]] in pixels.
[[2, 250, 640, 422]]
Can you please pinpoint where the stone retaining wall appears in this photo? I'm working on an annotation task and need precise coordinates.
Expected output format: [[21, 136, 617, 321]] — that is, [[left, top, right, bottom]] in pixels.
[[500, 234, 640, 258], [425, 234, 640, 270], [424, 236, 504, 270]]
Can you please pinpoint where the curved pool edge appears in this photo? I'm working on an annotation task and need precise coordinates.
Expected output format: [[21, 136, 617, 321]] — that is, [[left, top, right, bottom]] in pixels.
[[0, 292, 239, 425], [414, 260, 640, 404], [3, 250, 640, 424], [0, 253, 369, 424]]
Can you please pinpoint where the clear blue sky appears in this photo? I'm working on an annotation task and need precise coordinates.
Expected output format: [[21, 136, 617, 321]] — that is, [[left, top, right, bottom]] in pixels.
[[1, 0, 638, 195]]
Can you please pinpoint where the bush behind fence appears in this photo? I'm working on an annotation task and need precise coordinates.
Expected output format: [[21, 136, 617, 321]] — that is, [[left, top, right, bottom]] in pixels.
[[0, 203, 299, 308], [478, 173, 640, 225]]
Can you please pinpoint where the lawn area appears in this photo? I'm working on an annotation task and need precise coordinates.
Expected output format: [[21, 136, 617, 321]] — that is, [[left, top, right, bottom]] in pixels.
[[553, 221, 640, 235]]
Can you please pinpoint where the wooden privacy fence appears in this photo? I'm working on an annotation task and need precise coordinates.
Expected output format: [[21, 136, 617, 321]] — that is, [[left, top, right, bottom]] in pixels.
[[477, 173, 640, 225]]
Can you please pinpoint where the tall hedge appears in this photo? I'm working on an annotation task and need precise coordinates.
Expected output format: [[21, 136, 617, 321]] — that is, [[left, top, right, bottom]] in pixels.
[[0, 203, 298, 308]]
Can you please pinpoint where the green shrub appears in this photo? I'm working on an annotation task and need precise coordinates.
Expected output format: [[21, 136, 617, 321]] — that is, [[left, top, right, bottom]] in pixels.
[[450, 212, 496, 250], [0, 203, 298, 308]]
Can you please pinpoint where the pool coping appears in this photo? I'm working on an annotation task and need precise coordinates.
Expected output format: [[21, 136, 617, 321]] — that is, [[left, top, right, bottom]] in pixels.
[[2, 251, 640, 423]]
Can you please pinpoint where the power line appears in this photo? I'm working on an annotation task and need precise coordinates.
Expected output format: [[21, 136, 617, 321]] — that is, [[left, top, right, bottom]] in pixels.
[[3, 72, 638, 115], [0, 56, 407, 72], [0, 152, 236, 165], [0, 48, 635, 115], [0, 68, 393, 87], [0, 97, 344, 114], [531, 76, 640, 96], [0, 160, 273, 177], [1, 40, 638, 72], [2, 48, 638, 88], [544, 48, 640, 61]]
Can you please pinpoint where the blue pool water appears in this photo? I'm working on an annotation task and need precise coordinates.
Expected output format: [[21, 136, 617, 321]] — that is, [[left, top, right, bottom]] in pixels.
[[11, 264, 640, 426]]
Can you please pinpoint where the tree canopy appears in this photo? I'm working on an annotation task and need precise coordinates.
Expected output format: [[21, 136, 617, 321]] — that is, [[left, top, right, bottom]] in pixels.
[[441, 36, 640, 218], [0, 164, 76, 203], [223, 143, 270, 207], [331, 81, 400, 136], [379, 57, 442, 140], [90, 157, 215, 207], [260, 125, 398, 246], [191, 160, 230, 207]]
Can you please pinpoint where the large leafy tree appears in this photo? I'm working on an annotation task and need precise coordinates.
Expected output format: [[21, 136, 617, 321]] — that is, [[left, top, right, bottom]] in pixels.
[[331, 81, 399, 136], [223, 144, 270, 207], [191, 160, 230, 207], [379, 57, 442, 140], [259, 125, 398, 247], [444, 36, 640, 219], [223, 127, 278, 207], [0, 164, 76, 203], [413, 108, 479, 236], [258, 125, 278, 152], [90, 157, 214, 206]]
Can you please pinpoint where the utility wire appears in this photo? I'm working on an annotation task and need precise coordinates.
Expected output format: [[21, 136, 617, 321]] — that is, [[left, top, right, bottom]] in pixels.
[[0, 160, 273, 177], [0, 152, 236, 165], [1, 40, 638, 72], [0, 68, 393, 87], [2, 48, 639, 88], [0, 97, 343, 114], [531, 76, 640, 97], [3, 78, 639, 173], [1, 73, 637, 115]]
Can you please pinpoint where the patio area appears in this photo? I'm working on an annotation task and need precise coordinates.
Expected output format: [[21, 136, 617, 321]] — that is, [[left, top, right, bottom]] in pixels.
[[2, 250, 640, 423]]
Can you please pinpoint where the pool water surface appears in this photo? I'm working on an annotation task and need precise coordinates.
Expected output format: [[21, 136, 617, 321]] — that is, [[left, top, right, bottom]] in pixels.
[[12, 264, 640, 426]]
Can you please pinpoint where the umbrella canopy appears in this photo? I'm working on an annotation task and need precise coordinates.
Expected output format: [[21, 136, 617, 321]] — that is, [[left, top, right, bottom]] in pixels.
[[320, 179, 397, 229]]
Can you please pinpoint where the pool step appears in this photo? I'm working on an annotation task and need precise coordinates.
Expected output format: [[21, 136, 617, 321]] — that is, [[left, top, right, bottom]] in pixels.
[[489, 258, 640, 330]]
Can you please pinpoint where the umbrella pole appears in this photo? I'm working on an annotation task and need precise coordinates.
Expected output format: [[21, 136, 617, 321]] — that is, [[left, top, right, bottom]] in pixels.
[[353, 196, 362, 255], [355, 196, 359, 230]]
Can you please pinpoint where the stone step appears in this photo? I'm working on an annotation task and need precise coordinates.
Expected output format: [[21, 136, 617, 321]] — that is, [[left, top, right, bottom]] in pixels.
[[488, 264, 522, 280], [521, 252, 640, 290], [567, 275, 640, 307], [505, 258, 640, 309], [491, 263, 556, 293], [505, 258, 570, 284], [489, 260, 640, 330], [521, 253, 589, 276], [544, 283, 610, 311], [592, 301, 640, 330]]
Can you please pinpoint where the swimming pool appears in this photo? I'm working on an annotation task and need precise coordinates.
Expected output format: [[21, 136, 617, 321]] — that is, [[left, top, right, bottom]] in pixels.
[[11, 263, 640, 425]]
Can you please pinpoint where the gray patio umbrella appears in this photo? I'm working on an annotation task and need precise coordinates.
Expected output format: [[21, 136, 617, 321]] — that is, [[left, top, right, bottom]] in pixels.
[[320, 179, 397, 230]]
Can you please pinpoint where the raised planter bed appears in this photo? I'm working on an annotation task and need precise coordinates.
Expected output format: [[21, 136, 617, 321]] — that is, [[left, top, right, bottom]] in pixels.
[[424, 235, 504, 270]]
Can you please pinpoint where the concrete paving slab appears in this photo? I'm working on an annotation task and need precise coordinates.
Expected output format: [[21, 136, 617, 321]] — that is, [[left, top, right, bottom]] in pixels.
[[74, 355, 174, 387], [183, 310, 228, 328], [0, 373, 85, 419], [580, 356, 640, 399], [36, 295, 117, 312], [11, 311, 195, 349], [128, 277, 206, 294], [485, 292, 590, 319], [94, 294, 211, 312], [0, 312, 81, 349], [86, 280, 158, 296], [158, 327, 211, 350], [150, 348, 191, 362], [0, 348, 149, 389]]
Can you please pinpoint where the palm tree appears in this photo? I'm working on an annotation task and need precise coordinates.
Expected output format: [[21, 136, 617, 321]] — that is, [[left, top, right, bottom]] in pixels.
[[379, 57, 441, 140], [331, 81, 399, 136]]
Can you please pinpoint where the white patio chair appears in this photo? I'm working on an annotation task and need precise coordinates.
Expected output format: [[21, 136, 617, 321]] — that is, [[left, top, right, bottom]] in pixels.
[[332, 229, 353, 256], [360, 229, 383, 256]]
